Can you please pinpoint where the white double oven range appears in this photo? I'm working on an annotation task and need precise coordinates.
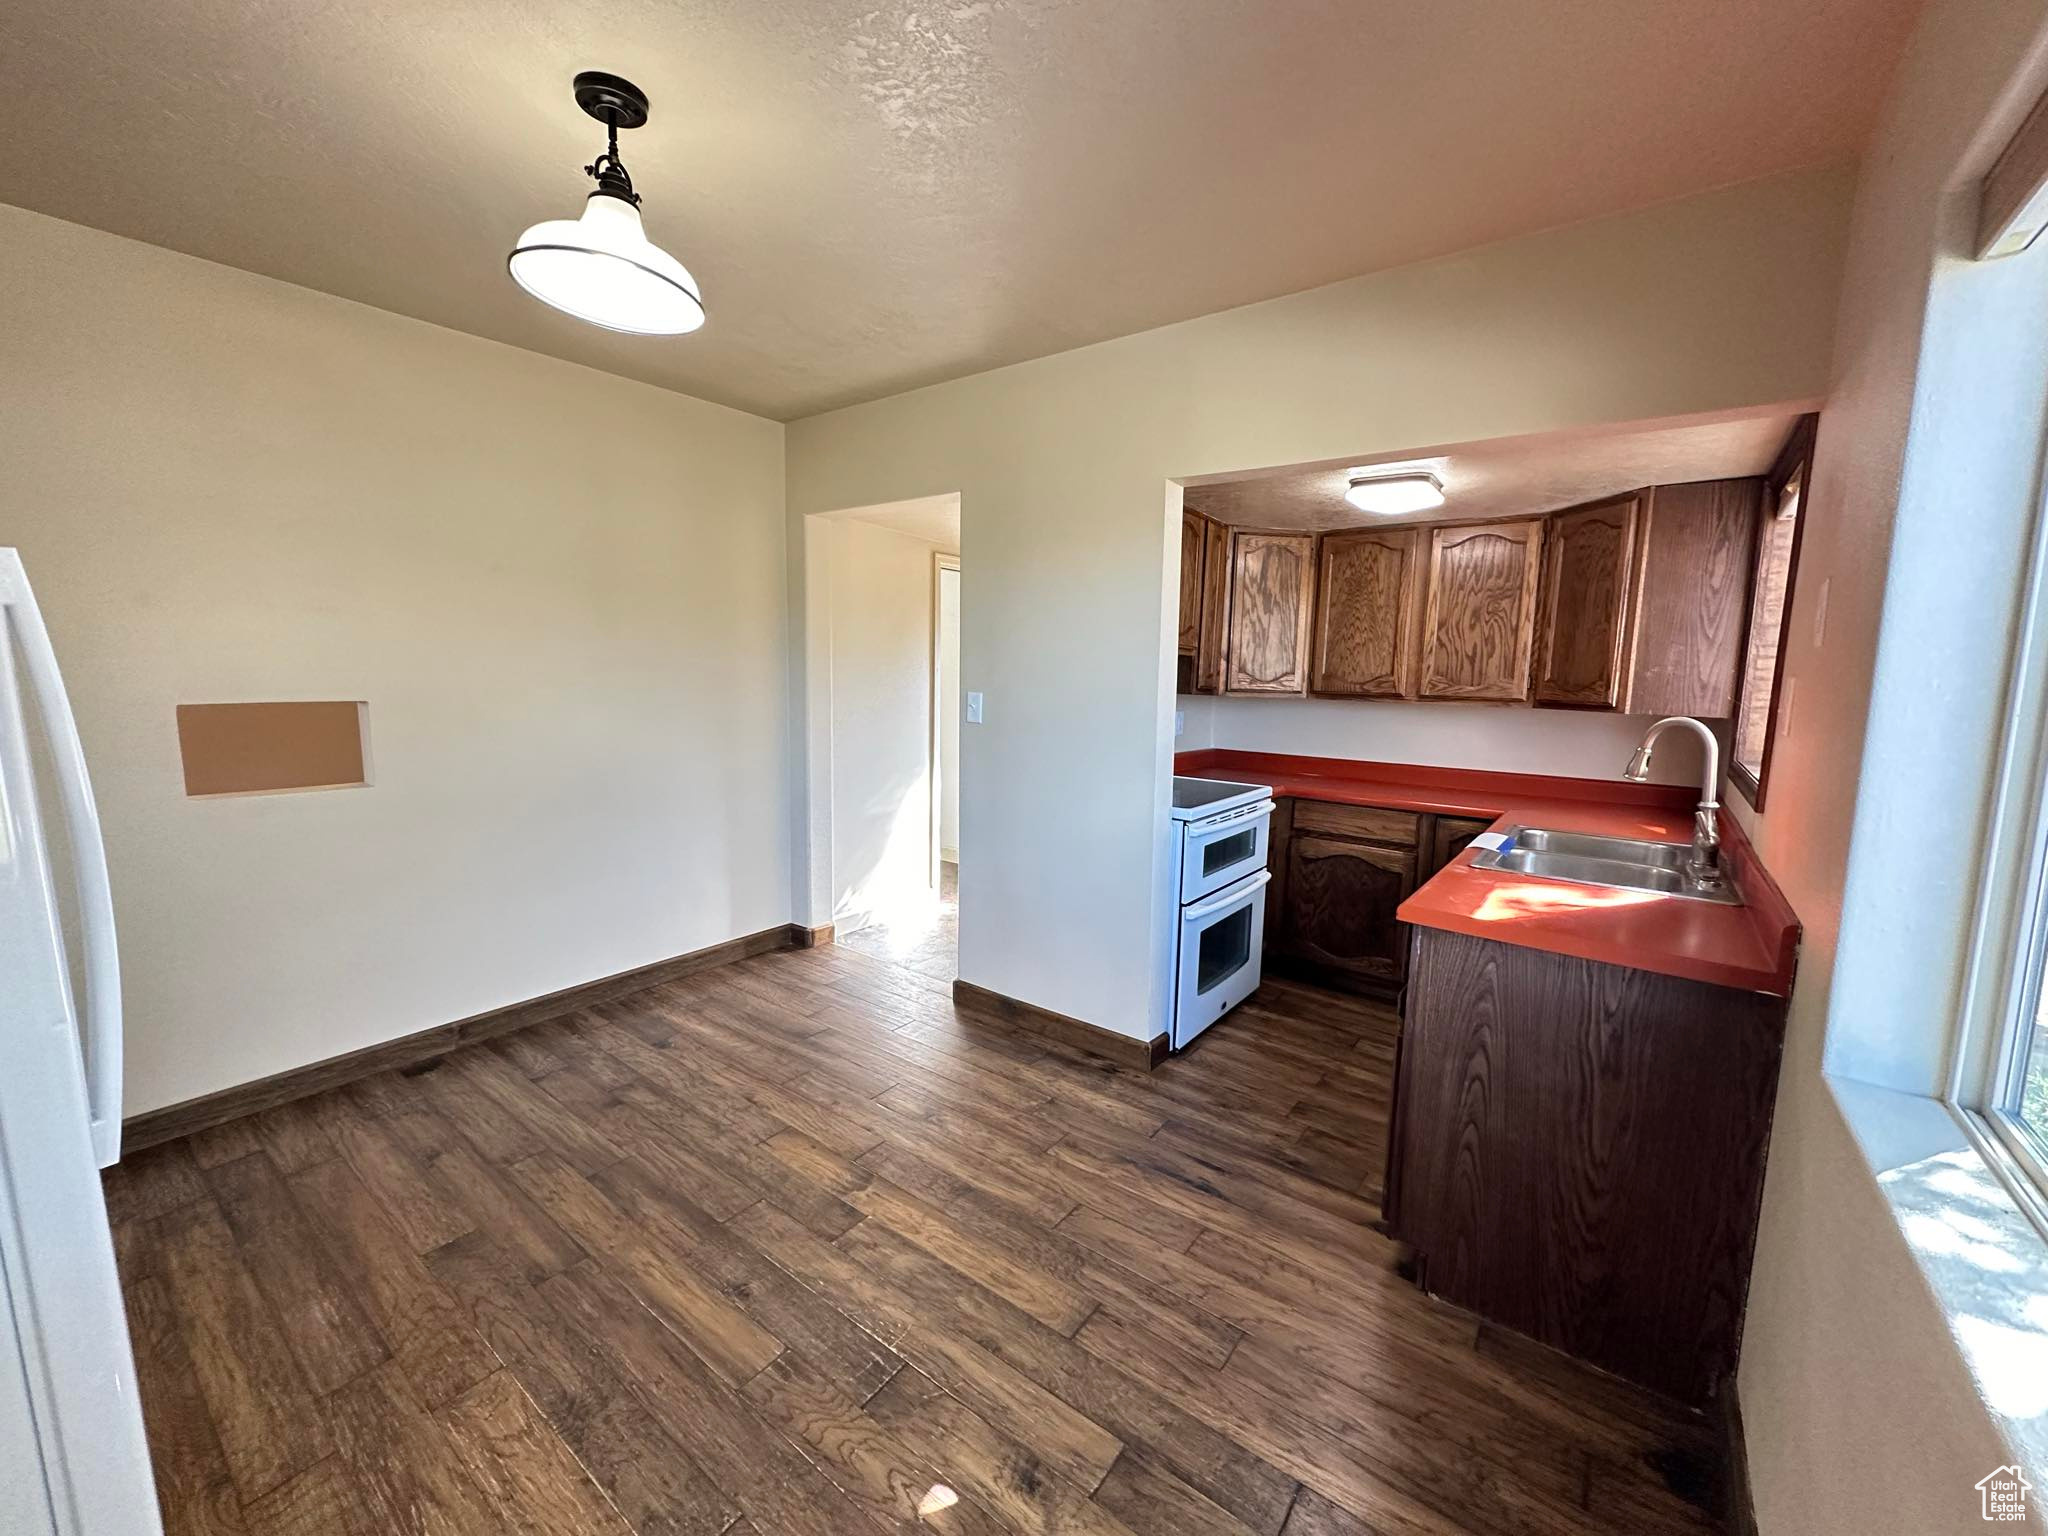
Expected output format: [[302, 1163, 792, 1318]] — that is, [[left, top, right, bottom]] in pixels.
[[1166, 775, 1276, 1050]]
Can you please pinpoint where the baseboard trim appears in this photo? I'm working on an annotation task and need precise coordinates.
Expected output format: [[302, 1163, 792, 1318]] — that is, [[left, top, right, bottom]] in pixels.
[[951, 979, 1169, 1070], [122, 922, 808, 1152], [1717, 1388, 1757, 1536]]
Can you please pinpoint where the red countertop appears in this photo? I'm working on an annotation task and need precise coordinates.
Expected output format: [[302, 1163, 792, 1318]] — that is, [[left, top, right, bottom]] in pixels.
[[1175, 748, 1800, 998]]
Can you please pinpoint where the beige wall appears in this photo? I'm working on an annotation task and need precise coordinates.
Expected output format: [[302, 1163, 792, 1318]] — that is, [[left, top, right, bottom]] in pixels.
[[788, 165, 1854, 1041], [1728, 0, 2048, 1526], [1183, 694, 1720, 787], [823, 516, 948, 929], [0, 203, 791, 1115]]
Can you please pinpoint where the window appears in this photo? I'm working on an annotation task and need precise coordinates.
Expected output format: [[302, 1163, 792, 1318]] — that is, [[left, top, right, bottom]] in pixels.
[[1974, 792, 2048, 1218], [1956, 435, 2048, 1223], [2019, 1006, 2048, 1141], [1730, 417, 1815, 810]]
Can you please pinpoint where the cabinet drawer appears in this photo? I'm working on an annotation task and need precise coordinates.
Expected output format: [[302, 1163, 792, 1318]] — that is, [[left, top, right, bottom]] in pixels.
[[1291, 800, 1420, 847]]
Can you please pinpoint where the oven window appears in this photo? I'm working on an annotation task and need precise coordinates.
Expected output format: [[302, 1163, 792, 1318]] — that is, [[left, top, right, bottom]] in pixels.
[[1202, 828, 1257, 877], [1196, 903, 1254, 993]]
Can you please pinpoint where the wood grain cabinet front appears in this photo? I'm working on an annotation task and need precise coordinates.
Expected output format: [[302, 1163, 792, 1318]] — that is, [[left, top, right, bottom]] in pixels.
[[1310, 528, 1423, 699], [1417, 519, 1545, 702], [1195, 516, 1231, 694], [1178, 510, 1206, 657], [1427, 815, 1493, 875], [1532, 494, 1640, 707], [1278, 834, 1417, 983], [1526, 479, 1762, 715], [1387, 926, 1787, 1405], [1224, 529, 1316, 695], [1620, 478, 1762, 718], [1266, 800, 1461, 995]]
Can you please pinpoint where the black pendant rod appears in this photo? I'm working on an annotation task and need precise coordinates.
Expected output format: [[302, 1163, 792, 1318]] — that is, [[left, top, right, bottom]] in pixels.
[[572, 71, 648, 205]]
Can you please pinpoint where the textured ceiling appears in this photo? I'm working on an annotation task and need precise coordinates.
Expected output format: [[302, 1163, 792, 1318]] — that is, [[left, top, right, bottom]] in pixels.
[[832, 493, 961, 551], [0, 0, 1919, 420], [1183, 414, 1802, 530]]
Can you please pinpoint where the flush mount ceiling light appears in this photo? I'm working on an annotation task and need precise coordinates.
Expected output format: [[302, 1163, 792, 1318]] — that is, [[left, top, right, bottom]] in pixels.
[[508, 72, 705, 336], [1344, 471, 1445, 515]]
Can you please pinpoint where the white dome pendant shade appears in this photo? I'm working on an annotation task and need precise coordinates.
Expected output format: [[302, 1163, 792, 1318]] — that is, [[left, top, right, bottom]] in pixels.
[[508, 72, 704, 336], [510, 194, 703, 334]]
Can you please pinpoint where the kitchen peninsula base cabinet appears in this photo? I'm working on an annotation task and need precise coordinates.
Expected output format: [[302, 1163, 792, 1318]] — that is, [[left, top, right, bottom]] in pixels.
[[1385, 926, 1787, 1406]]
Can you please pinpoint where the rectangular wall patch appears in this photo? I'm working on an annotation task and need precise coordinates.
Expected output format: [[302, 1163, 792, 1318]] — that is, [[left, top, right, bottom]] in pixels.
[[176, 701, 369, 797]]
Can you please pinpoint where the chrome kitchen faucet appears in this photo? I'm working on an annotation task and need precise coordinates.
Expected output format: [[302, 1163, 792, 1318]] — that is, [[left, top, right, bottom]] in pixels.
[[1622, 716, 1726, 893]]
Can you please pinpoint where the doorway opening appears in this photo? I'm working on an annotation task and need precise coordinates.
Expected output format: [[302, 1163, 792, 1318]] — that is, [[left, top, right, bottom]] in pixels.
[[805, 495, 961, 981]]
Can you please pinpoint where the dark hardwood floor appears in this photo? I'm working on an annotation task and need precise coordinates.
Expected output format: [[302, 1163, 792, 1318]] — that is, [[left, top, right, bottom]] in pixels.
[[104, 936, 1724, 1536]]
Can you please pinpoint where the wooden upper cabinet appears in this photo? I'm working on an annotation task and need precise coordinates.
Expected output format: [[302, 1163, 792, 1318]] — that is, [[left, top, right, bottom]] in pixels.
[[1201, 478, 1754, 711], [1177, 510, 1206, 656], [1311, 528, 1422, 699], [1621, 479, 1762, 718], [1194, 516, 1231, 694], [1417, 519, 1545, 702], [1224, 529, 1315, 695], [1532, 494, 1641, 708]]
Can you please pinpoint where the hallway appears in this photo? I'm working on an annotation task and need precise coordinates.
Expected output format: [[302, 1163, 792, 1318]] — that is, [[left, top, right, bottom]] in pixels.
[[837, 860, 958, 982]]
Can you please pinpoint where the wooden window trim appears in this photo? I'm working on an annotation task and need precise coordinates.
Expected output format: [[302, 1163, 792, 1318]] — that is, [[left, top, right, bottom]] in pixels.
[[1730, 416, 1817, 812]]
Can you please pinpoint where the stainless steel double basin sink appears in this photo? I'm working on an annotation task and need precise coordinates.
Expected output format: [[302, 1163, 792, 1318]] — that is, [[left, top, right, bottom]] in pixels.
[[1467, 826, 1743, 906]]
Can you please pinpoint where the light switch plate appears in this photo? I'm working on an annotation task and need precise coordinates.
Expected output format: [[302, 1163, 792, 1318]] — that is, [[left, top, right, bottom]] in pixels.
[[966, 692, 984, 724], [1174, 709, 1185, 737]]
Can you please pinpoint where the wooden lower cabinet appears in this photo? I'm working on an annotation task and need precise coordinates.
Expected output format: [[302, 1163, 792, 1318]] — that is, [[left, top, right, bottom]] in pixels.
[[1386, 926, 1787, 1405], [1266, 799, 1493, 994], [1267, 797, 1443, 993], [1279, 834, 1416, 984], [1428, 815, 1492, 873]]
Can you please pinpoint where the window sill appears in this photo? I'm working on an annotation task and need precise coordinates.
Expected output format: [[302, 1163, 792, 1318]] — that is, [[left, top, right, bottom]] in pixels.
[[1829, 1074, 2048, 1478]]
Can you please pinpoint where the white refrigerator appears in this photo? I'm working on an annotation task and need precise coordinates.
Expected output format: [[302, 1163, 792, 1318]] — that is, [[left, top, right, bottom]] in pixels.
[[0, 549, 161, 1533]]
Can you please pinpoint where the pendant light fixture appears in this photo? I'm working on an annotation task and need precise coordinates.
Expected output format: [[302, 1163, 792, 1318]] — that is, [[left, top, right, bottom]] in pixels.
[[508, 72, 705, 335]]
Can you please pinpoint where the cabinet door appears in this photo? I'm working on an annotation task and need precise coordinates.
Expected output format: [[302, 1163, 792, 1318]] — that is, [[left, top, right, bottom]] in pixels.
[[1533, 495, 1640, 708], [1428, 816, 1493, 876], [1418, 519, 1545, 702], [1282, 834, 1417, 981], [1194, 517, 1231, 694], [1178, 510, 1206, 656], [1394, 927, 1786, 1404], [1621, 478, 1761, 718], [1224, 530, 1315, 695], [1311, 528, 1421, 698]]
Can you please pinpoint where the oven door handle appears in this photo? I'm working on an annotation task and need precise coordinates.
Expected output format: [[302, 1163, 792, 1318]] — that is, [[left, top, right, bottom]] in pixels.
[[1182, 868, 1271, 922], [1187, 800, 1276, 841]]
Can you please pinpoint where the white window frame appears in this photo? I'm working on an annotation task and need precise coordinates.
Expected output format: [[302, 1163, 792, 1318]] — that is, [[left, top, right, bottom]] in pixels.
[[1951, 438, 2048, 1238]]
